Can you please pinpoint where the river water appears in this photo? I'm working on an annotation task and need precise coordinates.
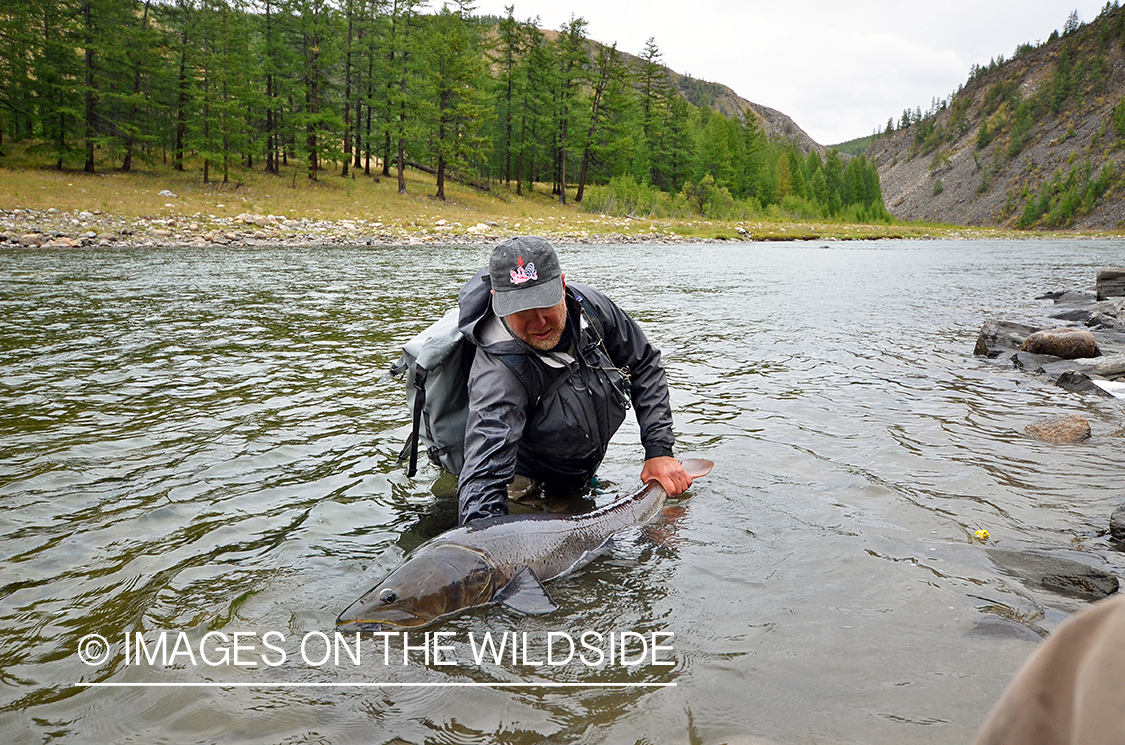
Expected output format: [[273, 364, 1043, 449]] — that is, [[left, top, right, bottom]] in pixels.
[[2, 239, 1123, 745]]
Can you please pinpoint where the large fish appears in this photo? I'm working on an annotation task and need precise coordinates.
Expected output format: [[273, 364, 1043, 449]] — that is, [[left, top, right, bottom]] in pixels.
[[336, 458, 714, 630]]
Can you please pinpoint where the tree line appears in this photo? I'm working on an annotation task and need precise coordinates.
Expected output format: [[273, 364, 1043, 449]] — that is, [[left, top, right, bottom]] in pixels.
[[0, 0, 887, 220]]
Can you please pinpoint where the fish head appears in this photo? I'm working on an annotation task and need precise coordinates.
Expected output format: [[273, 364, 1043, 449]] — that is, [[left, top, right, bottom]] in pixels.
[[336, 544, 497, 630]]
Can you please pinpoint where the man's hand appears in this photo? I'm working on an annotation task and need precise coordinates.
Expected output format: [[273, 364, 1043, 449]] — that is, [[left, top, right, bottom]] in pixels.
[[640, 456, 693, 496]]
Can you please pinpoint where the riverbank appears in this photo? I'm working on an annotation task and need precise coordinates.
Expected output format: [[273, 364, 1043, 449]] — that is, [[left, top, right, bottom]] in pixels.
[[0, 164, 1071, 247]]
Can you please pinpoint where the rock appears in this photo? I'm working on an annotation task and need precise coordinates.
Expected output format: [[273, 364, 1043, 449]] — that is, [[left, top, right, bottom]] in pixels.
[[1020, 328, 1097, 359], [1110, 503, 1125, 542], [1054, 289, 1097, 304], [1096, 267, 1125, 300], [43, 237, 79, 248], [1013, 351, 1060, 373], [975, 320, 1041, 358], [1054, 370, 1115, 396], [1086, 313, 1124, 330], [965, 614, 1045, 642], [1094, 331, 1125, 357], [1042, 353, 1125, 381], [988, 548, 1119, 600], [1050, 300, 1120, 323], [1024, 414, 1091, 443], [158, 190, 178, 198]]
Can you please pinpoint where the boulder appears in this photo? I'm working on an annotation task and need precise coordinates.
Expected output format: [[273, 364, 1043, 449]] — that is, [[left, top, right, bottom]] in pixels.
[[43, 237, 79, 248], [1041, 353, 1125, 381], [975, 320, 1041, 358], [1111, 503, 1125, 542], [1012, 352, 1060, 373], [1024, 414, 1092, 443], [1020, 328, 1097, 359], [988, 548, 1119, 600], [1054, 370, 1115, 396], [1086, 313, 1124, 330], [1055, 289, 1098, 304], [1096, 266, 1125, 300]]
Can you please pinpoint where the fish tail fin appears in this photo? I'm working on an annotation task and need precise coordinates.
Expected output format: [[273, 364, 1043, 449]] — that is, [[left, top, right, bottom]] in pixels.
[[680, 458, 714, 479]]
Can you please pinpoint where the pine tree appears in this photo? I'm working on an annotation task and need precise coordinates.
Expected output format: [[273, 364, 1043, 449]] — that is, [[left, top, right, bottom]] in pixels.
[[510, 19, 553, 195], [491, 4, 520, 186], [423, 1, 490, 200], [554, 15, 588, 204], [575, 42, 633, 202]]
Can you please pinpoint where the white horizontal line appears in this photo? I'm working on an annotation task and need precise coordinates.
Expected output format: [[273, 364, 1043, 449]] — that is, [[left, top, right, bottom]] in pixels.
[[76, 681, 675, 688]]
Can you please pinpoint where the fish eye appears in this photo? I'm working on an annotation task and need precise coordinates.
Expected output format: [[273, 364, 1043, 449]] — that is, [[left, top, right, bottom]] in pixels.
[[379, 588, 397, 604]]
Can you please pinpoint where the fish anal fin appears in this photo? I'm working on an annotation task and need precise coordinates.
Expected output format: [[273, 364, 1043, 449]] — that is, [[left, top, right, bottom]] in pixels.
[[493, 566, 558, 615]]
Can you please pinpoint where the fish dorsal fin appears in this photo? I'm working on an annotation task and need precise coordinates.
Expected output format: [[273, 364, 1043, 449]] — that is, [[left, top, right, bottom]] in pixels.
[[493, 567, 558, 615]]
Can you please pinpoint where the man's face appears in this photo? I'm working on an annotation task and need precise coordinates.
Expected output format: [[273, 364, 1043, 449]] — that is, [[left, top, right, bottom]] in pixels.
[[504, 297, 567, 351]]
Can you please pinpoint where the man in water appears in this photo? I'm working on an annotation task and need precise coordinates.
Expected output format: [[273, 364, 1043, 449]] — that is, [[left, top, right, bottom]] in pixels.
[[455, 236, 692, 524]]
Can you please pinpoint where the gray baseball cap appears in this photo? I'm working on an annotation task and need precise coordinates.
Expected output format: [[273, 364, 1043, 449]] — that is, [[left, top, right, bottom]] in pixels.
[[489, 236, 564, 317]]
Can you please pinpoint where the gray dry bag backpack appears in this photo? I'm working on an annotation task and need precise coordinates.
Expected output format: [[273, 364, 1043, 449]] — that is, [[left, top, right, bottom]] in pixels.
[[390, 307, 474, 477]]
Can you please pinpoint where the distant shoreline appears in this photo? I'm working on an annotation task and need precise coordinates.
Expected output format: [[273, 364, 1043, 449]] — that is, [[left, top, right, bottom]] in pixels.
[[0, 206, 1071, 249], [0, 165, 1114, 247]]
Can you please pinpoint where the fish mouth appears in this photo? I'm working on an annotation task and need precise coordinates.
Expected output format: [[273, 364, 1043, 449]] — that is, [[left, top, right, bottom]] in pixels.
[[335, 606, 430, 631]]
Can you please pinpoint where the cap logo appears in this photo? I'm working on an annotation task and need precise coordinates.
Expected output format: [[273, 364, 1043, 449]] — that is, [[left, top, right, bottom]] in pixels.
[[510, 255, 537, 285]]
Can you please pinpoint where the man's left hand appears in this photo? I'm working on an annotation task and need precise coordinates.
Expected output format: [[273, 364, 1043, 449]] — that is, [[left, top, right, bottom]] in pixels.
[[640, 456, 693, 496]]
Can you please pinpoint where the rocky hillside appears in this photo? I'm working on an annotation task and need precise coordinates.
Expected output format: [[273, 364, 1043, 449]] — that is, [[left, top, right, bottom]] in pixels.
[[869, 6, 1125, 229], [662, 71, 825, 156]]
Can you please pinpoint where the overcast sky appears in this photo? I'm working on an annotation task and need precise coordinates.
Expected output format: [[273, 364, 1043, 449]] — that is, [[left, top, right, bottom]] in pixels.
[[468, 0, 1110, 146]]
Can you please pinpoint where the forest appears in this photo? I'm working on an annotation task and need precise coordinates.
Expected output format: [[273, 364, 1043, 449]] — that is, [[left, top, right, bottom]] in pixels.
[[0, 0, 890, 222]]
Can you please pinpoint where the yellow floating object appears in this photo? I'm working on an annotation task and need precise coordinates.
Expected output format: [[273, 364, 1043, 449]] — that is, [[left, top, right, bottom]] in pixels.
[[974, 529, 990, 541]]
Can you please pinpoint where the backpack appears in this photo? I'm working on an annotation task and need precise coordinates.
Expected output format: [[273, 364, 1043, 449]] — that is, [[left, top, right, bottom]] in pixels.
[[390, 307, 475, 477]]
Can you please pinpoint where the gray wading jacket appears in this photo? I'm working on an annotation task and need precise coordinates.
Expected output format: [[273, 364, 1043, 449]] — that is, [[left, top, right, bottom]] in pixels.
[[456, 267, 676, 524]]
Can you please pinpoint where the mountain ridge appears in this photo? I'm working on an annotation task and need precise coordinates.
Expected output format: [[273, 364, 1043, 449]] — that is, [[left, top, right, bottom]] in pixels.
[[523, 25, 826, 158]]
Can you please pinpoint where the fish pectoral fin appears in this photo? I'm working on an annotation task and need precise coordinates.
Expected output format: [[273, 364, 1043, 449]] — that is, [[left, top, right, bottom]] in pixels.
[[493, 567, 558, 615]]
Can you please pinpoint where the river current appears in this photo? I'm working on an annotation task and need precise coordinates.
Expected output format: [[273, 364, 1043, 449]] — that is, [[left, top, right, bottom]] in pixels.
[[2, 239, 1123, 744]]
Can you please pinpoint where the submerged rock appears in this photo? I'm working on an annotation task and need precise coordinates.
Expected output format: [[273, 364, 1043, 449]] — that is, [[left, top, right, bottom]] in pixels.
[[965, 614, 1045, 642], [1053, 370, 1115, 396], [1012, 351, 1060, 373], [1020, 328, 1098, 359], [1096, 266, 1125, 300], [988, 548, 1119, 600], [1111, 503, 1125, 543], [1024, 414, 1091, 443]]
